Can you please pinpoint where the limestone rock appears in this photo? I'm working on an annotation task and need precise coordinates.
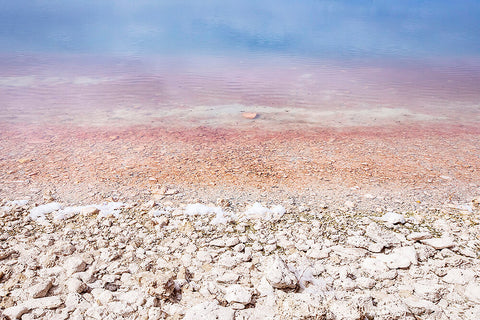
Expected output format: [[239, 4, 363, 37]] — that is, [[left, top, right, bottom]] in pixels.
[[442, 268, 475, 284], [377, 246, 417, 269], [28, 279, 52, 298], [381, 212, 405, 224], [224, 284, 252, 305], [421, 237, 455, 250], [265, 256, 298, 289], [23, 296, 63, 309], [64, 256, 86, 275], [407, 232, 432, 241], [183, 301, 234, 320], [464, 283, 480, 303], [3, 305, 29, 320]]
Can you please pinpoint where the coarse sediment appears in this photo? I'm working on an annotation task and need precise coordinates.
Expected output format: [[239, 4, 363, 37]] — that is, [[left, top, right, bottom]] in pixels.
[[1, 196, 480, 319]]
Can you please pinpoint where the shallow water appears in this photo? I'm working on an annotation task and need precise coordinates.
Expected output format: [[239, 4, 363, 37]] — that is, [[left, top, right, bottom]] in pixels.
[[0, 1, 479, 129]]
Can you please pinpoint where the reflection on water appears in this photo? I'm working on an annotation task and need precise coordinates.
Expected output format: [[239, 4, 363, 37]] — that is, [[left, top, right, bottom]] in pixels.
[[0, 1, 479, 128]]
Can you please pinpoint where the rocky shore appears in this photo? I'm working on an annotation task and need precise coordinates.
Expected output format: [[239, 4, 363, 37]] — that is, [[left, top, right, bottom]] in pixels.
[[1, 196, 480, 319]]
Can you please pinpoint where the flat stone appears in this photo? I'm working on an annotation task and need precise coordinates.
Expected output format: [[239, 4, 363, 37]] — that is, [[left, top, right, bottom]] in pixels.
[[24, 296, 63, 309], [421, 237, 455, 250], [377, 246, 417, 269], [381, 212, 405, 224], [403, 297, 438, 315], [442, 268, 475, 284], [413, 281, 444, 302], [330, 245, 367, 260], [407, 232, 432, 241], [224, 284, 252, 304]]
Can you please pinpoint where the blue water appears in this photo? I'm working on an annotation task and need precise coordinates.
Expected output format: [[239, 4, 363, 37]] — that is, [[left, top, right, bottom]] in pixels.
[[1, 1, 479, 128], [1, 0, 479, 59]]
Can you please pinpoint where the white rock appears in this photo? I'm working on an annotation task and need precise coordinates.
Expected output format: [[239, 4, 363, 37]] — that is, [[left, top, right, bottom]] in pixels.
[[29, 279, 52, 298], [265, 256, 298, 289], [330, 246, 367, 260], [361, 258, 397, 280], [464, 283, 480, 303], [65, 278, 86, 293], [365, 223, 401, 247], [196, 250, 213, 263], [346, 236, 371, 249], [442, 268, 475, 284], [183, 301, 234, 320], [403, 297, 438, 315], [381, 212, 405, 224], [91, 288, 114, 305], [356, 277, 376, 289], [64, 293, 82, 310], [277, 292, 325, 319], [224, 284, 252, 305], [377, 246, 417, 269], [413, 281, 444, 302], [148, 307, 165, 320], [328, 300, 360, 320], [23, 296, 63, 309], [306, 247, 331, 259], [256, 276, 275, 297], [3, 305, 29, 320], [421, 237, 455, 250], [64, 256, 86, 275], [407, 232, 432, 241], [107, 301, 134, 316], [217, 272, 240, 284], [118, 290, 146, 306]]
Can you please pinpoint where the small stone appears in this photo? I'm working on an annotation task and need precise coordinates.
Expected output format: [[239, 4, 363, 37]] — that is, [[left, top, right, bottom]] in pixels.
[[381, 212, 405, 224], [330, 245, 367, 260], [242, 112, 257, 119], [81, 207, 99, 216], [3, 305, 29, 319], [29, 279, 52, 298], [265, 256, 298, 289], [403, 297, 438, 315], [65, 278, 86, 293], [377, 246, 417, 269], [224, 284, 252, 305], [23, 296, 63, 309], [421, 237, 455, 250], [184, 301, 234, 320], [407, 232, 432, 241], [64, 256, 86, 275], [356, 277, 376, 289], [306, 247, 331, 259], [442, 268, 475, 284]]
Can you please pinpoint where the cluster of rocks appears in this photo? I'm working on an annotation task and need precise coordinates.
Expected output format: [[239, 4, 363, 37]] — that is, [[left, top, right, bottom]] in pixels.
[[1, 197, 480, 319]]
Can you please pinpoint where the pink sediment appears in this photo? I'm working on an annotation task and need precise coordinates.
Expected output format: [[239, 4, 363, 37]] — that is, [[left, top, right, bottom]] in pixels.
[[1, 121, 479, 203]]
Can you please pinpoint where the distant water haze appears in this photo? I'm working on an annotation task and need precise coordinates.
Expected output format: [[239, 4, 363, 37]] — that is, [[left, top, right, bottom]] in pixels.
[[0, 0, 479, 129]]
